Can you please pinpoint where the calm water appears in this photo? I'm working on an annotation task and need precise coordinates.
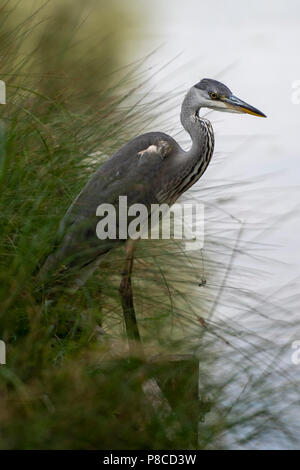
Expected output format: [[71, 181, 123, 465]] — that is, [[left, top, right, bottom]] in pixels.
[[124, 0, 300, 448]]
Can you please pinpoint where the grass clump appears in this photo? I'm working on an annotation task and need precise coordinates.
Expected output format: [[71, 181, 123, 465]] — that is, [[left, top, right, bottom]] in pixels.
[[0, 1, 299, 450]]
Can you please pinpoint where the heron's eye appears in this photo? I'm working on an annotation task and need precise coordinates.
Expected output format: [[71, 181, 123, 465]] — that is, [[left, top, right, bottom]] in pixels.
[[210, 92, 219, 100]]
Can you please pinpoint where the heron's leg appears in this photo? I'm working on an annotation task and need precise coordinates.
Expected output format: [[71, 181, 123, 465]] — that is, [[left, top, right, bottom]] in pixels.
[[119, 240, 142, 353], [119, 242, 180, 430]]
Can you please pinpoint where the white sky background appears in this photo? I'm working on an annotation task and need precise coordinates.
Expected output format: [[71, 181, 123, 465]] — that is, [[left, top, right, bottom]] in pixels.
[[122, 0, 300, 447], [124, 0, 300, 280]]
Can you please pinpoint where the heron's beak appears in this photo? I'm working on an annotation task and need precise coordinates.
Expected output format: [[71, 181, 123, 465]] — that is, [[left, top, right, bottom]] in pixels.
[[223, 95, 266, 117]]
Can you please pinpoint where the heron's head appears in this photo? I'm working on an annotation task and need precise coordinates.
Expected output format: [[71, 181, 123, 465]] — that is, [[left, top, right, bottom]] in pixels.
[[193, 78, 266, 117]]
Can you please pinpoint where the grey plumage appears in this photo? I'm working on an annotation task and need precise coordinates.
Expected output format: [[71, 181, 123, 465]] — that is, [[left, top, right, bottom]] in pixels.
[[39, 78, 266, 288]]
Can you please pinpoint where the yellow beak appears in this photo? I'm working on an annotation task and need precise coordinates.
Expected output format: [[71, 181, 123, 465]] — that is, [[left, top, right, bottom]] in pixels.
[[223, 95, 267, 117]]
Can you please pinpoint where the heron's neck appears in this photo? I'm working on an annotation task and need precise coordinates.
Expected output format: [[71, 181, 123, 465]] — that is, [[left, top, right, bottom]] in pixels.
[[180, 88, 210, 155], [169, 88, 214, 200]]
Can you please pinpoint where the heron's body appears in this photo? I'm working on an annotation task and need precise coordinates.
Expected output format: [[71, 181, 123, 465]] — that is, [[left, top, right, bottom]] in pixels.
[[39, 78, 265, 287]]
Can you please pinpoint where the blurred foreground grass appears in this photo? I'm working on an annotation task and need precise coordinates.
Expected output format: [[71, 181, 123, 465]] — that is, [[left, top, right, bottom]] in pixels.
[[0, 1, 299, 449]]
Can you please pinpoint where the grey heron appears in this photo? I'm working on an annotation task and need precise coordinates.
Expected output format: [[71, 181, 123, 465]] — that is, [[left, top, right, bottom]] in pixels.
[[39, 78, 266, 343]]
